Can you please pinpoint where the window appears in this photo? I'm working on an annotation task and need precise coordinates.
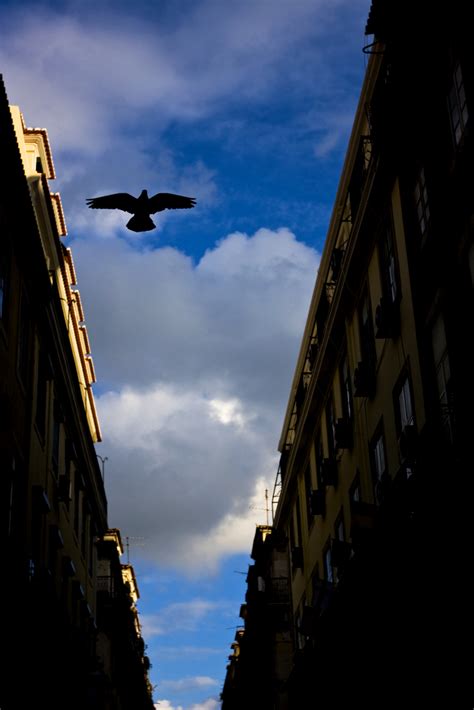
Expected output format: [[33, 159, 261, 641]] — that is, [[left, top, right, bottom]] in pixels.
[[398, 376, 414, 429], [340, 352, 353, 421], [73, 472, 81, 537], [51, 401, 61, 477], [335, 512, 345, 543], [17, 290, 30, 385], [359, 288, 375, 365], [0, 246, 9, 322], [315, 431, 324, 489], [325, 394, 336, 459], [371, 426, 387, 506], [468, 243, 474, 287], [379, 214, 399, 305], [89, 524, 95, 577], [35, 350, 49, 440], [81, 501, 88, 557], [304, 465, 313, 530], [448, 61, 469, 147], [350, 476, 361, 507], [323, 542, 333, 584], [414, 167, 430, 239], [432, 314, 454, 442]]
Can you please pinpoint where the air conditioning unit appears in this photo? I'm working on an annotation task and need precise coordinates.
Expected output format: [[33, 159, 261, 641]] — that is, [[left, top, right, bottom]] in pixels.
[[398, 424, 417, 462], [375, 296, 400, 339], [321, 458, 338, 487], [353, 360, 376, 398], [335, 418, 353, 449], [309, 489, 325, 516]]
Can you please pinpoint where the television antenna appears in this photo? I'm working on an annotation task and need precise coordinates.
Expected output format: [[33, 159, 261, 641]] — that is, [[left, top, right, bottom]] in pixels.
[[249, 488, 270, 525], [124, 535, 147, 563]]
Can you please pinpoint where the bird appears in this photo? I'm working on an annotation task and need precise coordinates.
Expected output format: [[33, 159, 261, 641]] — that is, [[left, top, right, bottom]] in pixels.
[[86, 189, 196, 232]]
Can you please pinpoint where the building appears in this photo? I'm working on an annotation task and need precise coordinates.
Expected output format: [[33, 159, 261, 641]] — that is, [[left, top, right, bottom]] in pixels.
[[225, 1, 473, 706], [221, 525, 292, 710], [0, 75, 153, 709], [95, 529, 155, 709]]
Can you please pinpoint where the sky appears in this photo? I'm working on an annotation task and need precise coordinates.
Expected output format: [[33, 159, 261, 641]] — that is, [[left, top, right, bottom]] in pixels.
[[1, 0, 371, 706]]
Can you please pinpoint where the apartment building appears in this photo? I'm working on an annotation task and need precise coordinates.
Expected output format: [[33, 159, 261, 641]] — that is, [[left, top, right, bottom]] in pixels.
[[225, 1, 473, 706], [0, 75, 153, 709]]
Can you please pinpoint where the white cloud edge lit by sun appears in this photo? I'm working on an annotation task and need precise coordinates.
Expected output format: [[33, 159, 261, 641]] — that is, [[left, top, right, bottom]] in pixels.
[[155, 698, 220, 710], [82, 226, 318, 573]]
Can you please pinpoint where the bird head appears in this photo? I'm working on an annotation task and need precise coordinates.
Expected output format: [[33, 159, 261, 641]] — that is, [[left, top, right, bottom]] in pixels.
[[138, 189, 149, 200]]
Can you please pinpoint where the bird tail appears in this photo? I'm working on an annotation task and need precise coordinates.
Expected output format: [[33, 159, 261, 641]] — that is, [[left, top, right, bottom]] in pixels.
[[126, 214, 156, 232]]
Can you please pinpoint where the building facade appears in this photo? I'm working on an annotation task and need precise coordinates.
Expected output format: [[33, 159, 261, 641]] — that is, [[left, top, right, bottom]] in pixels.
[[225, 1, 473, 706], [0, 75, 153, 709]]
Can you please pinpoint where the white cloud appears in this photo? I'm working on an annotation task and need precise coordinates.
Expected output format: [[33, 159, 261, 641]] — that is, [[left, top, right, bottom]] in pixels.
[[160, 677, 219, 694], [155, 701, 183, 710], [188, 700, 220, 710], [155, 699, 219, 710], [141, 599, 220, 638], [75, 228, 318, 570]]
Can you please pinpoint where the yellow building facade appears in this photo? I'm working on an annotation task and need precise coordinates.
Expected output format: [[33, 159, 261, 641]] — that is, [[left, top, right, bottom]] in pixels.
[[0, 75, 153, 709]]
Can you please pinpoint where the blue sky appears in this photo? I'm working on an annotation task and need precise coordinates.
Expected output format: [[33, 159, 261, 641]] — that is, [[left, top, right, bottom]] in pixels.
[[1, 0, 371, 706]]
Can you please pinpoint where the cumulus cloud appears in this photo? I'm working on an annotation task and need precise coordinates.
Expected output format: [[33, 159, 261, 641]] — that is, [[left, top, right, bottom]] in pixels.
[[160, 677, 219, 693], [72, 228, 319, 569], [155, 698, 219, 710], [0, 0, 367, 231], [141, 600, 220, 638]]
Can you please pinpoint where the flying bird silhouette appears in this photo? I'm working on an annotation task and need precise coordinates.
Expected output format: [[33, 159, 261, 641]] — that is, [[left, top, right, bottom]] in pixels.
[[86, 189, 196, 232]]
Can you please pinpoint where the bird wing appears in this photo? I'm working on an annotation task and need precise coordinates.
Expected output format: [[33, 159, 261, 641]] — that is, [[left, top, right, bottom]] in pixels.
[[148, 192, 196, 213], [86, 193, 138, 214]]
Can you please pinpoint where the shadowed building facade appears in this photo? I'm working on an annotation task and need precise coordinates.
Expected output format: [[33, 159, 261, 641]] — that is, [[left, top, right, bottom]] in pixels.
[[223, 1, 473, 706], [0, 76, 154, 709]]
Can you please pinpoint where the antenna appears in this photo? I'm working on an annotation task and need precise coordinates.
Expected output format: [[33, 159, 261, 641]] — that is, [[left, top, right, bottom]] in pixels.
[[249, 488, 270, 525], [124, 535, 146, 564]]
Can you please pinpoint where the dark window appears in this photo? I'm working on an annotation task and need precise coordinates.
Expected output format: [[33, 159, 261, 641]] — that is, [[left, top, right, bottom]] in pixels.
[[73, 473, 81, 537], [81, 501, 88, 556], [325, 395, 336, 458], [340, 352, 353, 421], [315, 431, 324, 489], [448, 61, 469, 147], [89, 524, 95, 577], [432, 314, 454, 442], [0, 245, 9, 322], [414, 167, 430, 239], [323, 541, 333, 584], [51, 401, 61, 477], [379, 213, 399, 305], [35, 351, 49, 440], [295, 496, 303, 548], [350, 477, 361, 507], [395, 371, 414, 434], [335, 512, 345, 542], [359, 288, 375, 365], [304, 465, 313, 530], [17, 291, 30, 385], [371, 424, 388, 506]]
